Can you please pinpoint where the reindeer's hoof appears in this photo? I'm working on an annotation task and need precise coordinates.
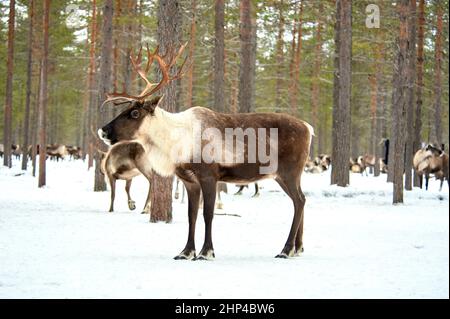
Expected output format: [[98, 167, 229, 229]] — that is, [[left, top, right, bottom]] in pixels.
[[252, 193, 260, 198], [174, 193, 179, 200], [128, 200, 136, 210], [174, 250, 196, 260], [194, 249, 215, 261], [108, 209, 113, 213], [141, 210, 149, 214], [275, 246, 295, 258], [294, 247, 304, 257]]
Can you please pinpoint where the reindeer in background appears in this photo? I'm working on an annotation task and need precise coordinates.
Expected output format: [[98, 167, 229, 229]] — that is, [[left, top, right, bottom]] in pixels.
[[413, 144, 449, 191]]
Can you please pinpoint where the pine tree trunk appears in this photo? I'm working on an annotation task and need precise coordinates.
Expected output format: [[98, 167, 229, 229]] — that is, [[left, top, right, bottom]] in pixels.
[[331, 0, 351, 187], [311, 4, 322, 157], [274, 0, 284, 113], [290, 1, 303, 115], [238, 0, 255, 113], [38, 0, 50, 188], [369, 74, 377, 160], [21, 0, 34, 171], [392, 0, 411, 204], [404, 0, 417, 191], [3, 0, 15, 168], [32, 66, 41, 177], [374, 41, 384, 177], [214, 0, 225, 112], [149, 0, 182, 223], [94, 0, 114, 192], [186, 0, 197, 110], [432, 2, 443, 146], [413, 0, 425, 187], [87, 0, 97, 169]]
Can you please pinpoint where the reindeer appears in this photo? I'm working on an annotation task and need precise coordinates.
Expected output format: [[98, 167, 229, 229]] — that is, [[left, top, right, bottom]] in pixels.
[[304, 154, 330, 174], [100, 140, 153, 213], [12, 144, 21, 159], [234, 183, 260, 197], [413, 144, 449, 191], [46, 144, 68, 161], [379, 158, 388, 174], [67, 145, 82, 160], [175, 178, 229, 209], [98, 44, 313, 260]]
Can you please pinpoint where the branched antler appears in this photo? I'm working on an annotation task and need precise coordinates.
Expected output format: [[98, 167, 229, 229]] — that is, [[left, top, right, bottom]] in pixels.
[[100, 42, 189, 108]]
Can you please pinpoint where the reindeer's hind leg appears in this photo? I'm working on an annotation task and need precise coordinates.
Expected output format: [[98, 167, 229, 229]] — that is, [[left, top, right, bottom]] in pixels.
[[195, 178, 217, 260], [142, 175, 152, 214], [108, 175, 116, 212], [425, 173, 430, 190], [275, 174, 305, 258], [174, 178, 180, 199], [234, 185, 245, 195], [252, 183, 260, 197], [216, 189, 223, 209], [125, 179, 136, 210]]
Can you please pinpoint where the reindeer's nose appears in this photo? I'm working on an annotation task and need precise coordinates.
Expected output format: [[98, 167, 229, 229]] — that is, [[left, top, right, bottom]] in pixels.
[[98, 128, 107, 140]]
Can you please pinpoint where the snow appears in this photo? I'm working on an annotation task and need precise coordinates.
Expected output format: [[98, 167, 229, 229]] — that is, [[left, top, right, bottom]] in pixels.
[[0, 157, 448, 299]]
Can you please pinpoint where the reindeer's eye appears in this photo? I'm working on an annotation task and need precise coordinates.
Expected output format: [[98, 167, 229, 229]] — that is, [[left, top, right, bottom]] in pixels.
[[130, 109, 140, 119]]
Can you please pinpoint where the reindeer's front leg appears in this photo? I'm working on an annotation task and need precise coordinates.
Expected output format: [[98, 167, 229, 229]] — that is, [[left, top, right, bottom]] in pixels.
[[196, 178, 217, 260], [174, 181, 201, 260]]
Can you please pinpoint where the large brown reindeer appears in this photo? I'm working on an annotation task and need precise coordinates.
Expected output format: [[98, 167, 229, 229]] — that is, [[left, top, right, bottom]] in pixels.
[[98, 44, 314, 260]]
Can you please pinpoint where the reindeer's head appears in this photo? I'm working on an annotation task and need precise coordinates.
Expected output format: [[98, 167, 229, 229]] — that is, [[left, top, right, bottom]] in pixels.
[[97, 43, 188, 146], [426, 144, 444, 157], [98, 97, 162, 145]]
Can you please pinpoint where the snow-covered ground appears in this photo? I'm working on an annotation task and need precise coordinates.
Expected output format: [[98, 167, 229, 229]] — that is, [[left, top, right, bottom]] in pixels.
[[0, 157, 448, 298]]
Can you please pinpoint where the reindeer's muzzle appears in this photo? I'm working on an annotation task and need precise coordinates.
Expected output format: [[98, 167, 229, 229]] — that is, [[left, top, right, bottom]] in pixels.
[[98, 128, 112, 146]]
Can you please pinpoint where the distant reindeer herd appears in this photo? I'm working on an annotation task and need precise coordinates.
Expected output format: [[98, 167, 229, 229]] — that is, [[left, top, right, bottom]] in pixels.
[[0, 143, 82, 161]]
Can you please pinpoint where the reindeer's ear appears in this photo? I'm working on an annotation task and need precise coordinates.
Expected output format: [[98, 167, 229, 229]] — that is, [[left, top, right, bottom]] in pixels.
[[143, 95, 164, 114]]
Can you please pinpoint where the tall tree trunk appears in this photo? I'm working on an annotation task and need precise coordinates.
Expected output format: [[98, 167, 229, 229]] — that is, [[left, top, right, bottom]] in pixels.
[[21, 0, 34, 170], [150, 0, 182, 223], [331, 0, 352, 187], [214, 0, 225, 112], [94, 0, 114, 192], [238, 0, 256, 113], [405, 0, 417, 191], [392, 0, 411, 204], [32, 66, 41, 177], [369, 74, 377, 161], [311, 3, 322, 157], [3, 0, 16, 168], [374, 41, 384, 177], [38, 0, 50, 188], [274, 0, 284, 113], [87, 0, 97, 169], [121, 0, 134, 103], [413, 0, 425, 187], [81, 36, 90, 161], [289, 1, 303, 115], [432, 1, 443, 146], [186, 0, 197, 109]]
